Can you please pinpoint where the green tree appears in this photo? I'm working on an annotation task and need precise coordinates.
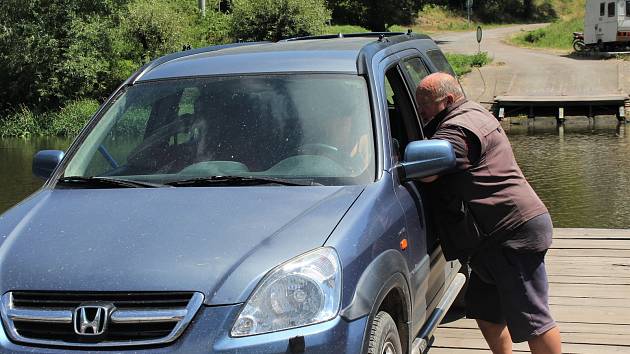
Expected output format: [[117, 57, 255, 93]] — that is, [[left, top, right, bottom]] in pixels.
[[231, 0, 331, 41], [121, 0, 187, 63], [0, 0, 129, 114], [327, 0, 422, 31]]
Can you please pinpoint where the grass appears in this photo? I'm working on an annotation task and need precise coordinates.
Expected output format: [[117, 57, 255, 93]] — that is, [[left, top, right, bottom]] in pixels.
[[445, 52, 492, 77], [509, 0, 585, 50], [510, 18, 583, 50]]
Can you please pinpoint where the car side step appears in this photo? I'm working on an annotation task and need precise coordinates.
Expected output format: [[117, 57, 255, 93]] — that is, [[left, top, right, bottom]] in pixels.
[[410, 273, 466, 354]]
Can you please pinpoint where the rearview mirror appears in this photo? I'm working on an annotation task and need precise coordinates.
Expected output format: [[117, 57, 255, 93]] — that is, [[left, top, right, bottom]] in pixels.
[[399, 140, 455, 181], [33, 150, 65, 180]]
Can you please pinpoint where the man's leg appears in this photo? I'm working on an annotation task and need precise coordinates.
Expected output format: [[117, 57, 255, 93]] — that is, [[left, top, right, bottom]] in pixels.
[[476, 319, 512, 354], [464, 266, 512, 354], [528, 325, 562, 354], [492, 248, 562, 352]]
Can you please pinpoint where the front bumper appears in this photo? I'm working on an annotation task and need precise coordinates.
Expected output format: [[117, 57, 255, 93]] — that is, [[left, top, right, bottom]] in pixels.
[[0, 304, 368, 353]]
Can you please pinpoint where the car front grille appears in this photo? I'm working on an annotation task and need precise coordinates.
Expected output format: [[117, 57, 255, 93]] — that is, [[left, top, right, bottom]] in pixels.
[[0, 291, 204, 348]]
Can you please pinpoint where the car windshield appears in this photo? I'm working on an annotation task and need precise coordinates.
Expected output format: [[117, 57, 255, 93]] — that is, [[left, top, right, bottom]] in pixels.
[[62, 74, 375, 186]]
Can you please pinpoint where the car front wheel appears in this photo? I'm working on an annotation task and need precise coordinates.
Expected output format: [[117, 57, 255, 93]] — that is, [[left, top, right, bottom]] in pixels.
[[367, 311, 402, 354]]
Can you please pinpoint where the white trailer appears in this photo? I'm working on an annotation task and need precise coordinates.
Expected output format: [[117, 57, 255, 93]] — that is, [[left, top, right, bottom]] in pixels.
[[584, 0, 630, 49]]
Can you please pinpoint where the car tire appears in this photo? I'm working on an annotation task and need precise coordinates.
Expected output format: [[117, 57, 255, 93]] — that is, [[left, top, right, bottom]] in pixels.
[[367, 311, 402, 354]]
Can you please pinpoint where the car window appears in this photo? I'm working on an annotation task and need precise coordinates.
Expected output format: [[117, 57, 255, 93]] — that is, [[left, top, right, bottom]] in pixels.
[[400, 57, 431, 110], [426, 50, 456, 77], [384, 66, 422, 161], [63, 74, 376, 186], [401, 57, 430, 88]]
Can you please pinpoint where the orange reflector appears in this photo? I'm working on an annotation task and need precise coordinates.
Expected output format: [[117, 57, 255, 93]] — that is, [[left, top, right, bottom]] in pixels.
[[400, 239, 408, 250]]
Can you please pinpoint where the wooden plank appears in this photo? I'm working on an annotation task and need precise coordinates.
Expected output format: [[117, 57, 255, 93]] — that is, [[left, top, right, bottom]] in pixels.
[[546, 265, 630, 278], [548, 295, 630, 307], [549, 238, 630, 249], [440, 318, 630, 335], [428, 349, 499, 354], [552, 228, 630, 239], [549, 283, 630, 299], [433, 327, 630, 350], [436, 327, 630, 346], [547, 276, 630, 285], [548, 304, 630, 325], [547, 248, 630, 258], [494, 95, 628, 105], [544, 256, 630, 265], [431, 333, 630, 353]]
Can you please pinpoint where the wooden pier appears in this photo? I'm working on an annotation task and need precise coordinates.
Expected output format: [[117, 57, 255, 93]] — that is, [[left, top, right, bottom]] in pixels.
[[493, 95, 629, 123], [430, 228, 630, 354]]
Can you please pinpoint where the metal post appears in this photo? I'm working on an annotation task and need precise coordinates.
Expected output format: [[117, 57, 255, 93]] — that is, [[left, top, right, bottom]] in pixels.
[[467, 6, 471, 28], [198, 0, 206, 17], [556, 107, 565, 127], [617, 105, 625, 122], [466, 0, 472, 28]]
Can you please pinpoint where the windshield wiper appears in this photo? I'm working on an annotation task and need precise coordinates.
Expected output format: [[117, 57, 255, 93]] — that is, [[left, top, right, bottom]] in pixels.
[[165, 175, 322, 187], [57, 176, 165, 188]]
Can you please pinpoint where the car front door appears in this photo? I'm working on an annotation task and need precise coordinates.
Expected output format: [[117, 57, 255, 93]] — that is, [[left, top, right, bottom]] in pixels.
[[376, 51, 438, 338]]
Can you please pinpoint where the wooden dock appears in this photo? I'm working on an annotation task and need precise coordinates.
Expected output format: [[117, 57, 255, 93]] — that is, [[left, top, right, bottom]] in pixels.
[[493, 95, 628, 122], [431, 228, 630, 354]]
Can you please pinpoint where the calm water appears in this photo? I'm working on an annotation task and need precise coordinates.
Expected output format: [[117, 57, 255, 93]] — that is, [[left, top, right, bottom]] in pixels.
[[1, 120, 629, 229]]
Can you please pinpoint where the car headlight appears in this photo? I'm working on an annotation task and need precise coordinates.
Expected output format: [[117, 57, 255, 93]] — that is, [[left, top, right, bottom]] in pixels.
[[231, 247, 341, 337]]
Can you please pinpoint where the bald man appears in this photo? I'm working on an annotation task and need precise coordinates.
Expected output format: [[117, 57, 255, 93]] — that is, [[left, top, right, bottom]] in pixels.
[[416, 73, 562, 354]]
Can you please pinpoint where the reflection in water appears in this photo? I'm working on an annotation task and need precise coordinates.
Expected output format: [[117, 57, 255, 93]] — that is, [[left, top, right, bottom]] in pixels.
[[0, 120, 629, 229], [0, 137, 71, 214], [506, 118, 629, 229]]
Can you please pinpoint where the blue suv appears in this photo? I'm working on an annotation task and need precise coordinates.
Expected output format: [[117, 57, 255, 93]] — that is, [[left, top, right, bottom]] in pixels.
[[0, 32, 464, 353]]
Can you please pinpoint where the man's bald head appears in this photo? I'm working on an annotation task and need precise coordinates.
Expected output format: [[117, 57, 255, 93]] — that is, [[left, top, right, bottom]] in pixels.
[[415, 72, 464, 124]]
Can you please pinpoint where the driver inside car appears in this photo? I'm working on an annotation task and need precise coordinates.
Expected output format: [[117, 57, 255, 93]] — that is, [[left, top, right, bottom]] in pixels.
[[301, 105, 371, 176]]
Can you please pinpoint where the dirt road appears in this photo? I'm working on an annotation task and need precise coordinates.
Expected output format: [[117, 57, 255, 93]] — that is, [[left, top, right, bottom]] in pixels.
[[433, 24, 630, 105]]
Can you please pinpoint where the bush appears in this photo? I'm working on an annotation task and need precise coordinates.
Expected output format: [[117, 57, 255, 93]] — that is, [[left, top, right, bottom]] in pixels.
[[327, 0, 422, 32], [0, 106, 43, 138], [186, 7, 232, 47], [51, 99, 100, 137], [231, 0, 331, 41]]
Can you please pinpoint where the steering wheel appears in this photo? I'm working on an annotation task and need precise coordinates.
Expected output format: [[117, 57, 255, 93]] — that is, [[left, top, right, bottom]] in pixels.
[[297, 143, 340, 156], [297, 143, 355, 171]]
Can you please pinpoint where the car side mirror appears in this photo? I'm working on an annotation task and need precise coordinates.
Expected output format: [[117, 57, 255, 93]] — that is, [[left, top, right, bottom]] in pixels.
[[399, 140, 455, 181], [33, 150, 65, 180]]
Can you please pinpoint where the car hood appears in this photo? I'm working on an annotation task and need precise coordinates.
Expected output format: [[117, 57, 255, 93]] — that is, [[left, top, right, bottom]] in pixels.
[[0, 186, 363, 305]]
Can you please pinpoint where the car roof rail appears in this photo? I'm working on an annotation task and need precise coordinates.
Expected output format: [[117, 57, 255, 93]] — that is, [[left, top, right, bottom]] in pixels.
[[281, 32, 408, 42], [130, 41, 269, 84]]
